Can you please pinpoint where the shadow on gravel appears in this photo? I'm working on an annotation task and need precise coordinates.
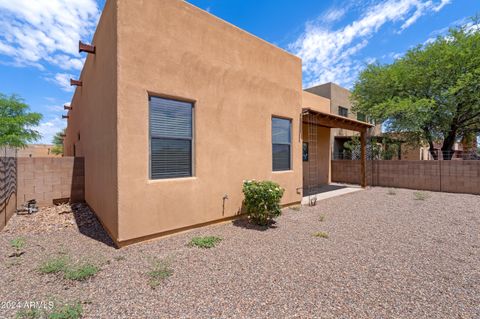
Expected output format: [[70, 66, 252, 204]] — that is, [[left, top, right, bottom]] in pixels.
[[71, 203, 116, 248], [232, 218, 277, 231]]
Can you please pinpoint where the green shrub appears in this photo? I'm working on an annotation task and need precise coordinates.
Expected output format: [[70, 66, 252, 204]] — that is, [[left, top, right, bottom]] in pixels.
[[48, 303, 83, 319], [313, 232, 329, 239], [39, 257, 68, 274], [11, 237, 26, 250], [148, 260, 173, 288], [189, 236, 222, 249], [242, 180, 285, 226], [64, 263, 99, 281], [414, 191, 428, 200], [16, 308, 41, 319]]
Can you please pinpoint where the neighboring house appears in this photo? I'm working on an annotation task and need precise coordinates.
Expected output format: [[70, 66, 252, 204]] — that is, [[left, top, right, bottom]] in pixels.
[[401, 141, 465, 160], [63, 0, 372, 246], [305, 83, 382, 158], [17, 144, 60, 158], [2, 144, 60, 158]]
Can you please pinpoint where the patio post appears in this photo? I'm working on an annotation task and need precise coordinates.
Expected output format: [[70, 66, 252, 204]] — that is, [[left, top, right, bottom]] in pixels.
[[360, 130, 367, 188]]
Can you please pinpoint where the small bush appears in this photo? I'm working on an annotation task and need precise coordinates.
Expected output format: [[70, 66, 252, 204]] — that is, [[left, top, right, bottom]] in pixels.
[[39, 256, 99, 281], [16, 308, 41, 319], [11, 237, 26, 250], [48, 303, 83, 319], [319, 215, 325, 222], [414, 191, 428, 200], [64, 263, 99, 281], [242, 180, 285, 226], [189, 236, 222, 249], [148, 260, 173, 288], [9, 237, 26, 257], [387, 189, 396, 195], [39, 257, 68, 274], [313, 232, 329, 239]]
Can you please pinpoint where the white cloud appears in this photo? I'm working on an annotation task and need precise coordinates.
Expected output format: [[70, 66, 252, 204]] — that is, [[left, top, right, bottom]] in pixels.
[[290, 0, 451, 88], [322, 8, 347, 24], [35, 117, 66, 144], [46, 73, 75, 92], [0, 0, 100, 87]]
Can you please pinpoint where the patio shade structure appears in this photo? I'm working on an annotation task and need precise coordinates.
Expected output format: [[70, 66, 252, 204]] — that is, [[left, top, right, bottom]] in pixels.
[[302, 108, 374, 189]]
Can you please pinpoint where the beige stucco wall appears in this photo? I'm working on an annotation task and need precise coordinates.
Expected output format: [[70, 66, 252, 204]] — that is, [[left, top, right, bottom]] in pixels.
[[115, 0, 303, 243], [63, 0, 118, 239], [302, 91, 330, 114]]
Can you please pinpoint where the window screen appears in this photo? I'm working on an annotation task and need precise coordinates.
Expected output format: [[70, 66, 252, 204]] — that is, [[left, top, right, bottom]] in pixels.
[[272, 117, 291, 171], [149, 96, 193, 179]]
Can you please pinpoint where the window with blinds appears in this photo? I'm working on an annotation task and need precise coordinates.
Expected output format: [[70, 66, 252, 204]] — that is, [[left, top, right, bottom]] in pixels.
[[272, 117, 291, 171], [149, 96, 193, 179]]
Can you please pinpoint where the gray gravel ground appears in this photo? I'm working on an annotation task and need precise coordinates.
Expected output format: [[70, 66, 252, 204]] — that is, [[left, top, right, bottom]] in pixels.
[[1, 187, 479, 319]]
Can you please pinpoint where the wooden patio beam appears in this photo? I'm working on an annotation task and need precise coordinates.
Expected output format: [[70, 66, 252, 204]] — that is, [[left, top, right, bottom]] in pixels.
[[62, 115, 69, 119], [64, 105, 72, 110]]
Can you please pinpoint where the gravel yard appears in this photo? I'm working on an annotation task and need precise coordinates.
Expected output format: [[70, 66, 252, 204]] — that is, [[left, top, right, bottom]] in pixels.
[[1, 187, 479, 319]]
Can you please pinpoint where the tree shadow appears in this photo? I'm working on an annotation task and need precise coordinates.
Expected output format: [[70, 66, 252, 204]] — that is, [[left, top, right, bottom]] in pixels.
[[232, 218, 277, 231]]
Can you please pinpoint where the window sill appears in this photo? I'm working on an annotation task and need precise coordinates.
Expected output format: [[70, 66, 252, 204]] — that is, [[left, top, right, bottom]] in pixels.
[[272, 170, 294, 174], [147, 176, 197, 184]]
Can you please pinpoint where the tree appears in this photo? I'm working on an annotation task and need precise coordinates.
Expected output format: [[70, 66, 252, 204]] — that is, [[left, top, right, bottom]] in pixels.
[[352, 19, 480, 160], [0, 93, 42, 148], [51, 130, 65, 155]]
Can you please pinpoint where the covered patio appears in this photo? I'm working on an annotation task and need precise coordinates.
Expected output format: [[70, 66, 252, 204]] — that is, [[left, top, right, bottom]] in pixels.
[[301, 108, 374, 199]]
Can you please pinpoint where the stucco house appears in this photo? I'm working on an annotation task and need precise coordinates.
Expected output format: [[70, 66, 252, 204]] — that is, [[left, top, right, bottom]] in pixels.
[[63, 0, 372, 246]]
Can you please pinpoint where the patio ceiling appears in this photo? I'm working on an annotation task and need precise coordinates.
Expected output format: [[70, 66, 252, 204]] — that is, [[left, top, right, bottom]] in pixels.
[[302, 108, 374, 132]]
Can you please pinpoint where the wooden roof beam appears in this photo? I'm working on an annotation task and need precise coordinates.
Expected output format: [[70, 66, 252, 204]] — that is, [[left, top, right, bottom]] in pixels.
[[79, 41, 95, 54], [70, 79, 82, 87], [64, 105, 72, 110]]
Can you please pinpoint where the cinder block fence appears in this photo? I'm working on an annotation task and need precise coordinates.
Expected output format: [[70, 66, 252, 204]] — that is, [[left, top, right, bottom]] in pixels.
[[332, 160, 480, 195], [16, 157, 85, 207]]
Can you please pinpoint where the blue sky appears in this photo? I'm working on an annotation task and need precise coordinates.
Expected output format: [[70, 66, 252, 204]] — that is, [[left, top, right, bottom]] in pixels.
[[0, 0, 478, 144]]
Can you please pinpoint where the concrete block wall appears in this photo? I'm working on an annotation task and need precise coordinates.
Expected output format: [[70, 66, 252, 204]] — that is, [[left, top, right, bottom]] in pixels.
[[332, 160, 480, 195], [17, 157, 85, 208]]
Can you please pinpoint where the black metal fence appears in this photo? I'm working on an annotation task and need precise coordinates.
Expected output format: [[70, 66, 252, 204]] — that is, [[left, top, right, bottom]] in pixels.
[[0, 147, 17, 230]]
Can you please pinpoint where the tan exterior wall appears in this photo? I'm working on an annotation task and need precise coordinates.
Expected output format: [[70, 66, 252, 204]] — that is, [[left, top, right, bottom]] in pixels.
[[115, 0, 303, 243], [332, 160, 480, 195], [63, 0, 118, 239], [16, 157, 84, 207], [302, 91, 330, 114]]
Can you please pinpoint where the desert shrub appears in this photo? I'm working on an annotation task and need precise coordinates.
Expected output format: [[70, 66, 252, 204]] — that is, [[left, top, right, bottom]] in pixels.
[[242, 180, 284, 226], [64, 263, 99, 281], [313, 232, 329, 239], [39, 257, 68, 274], [188, 236, 222, 249], [148, 260, 173, 288], [48, 303, 83, 319]]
